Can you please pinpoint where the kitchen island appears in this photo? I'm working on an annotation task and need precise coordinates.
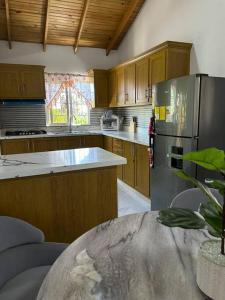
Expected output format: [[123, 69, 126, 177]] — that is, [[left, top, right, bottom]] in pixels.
[[0, 147, 126, 242]]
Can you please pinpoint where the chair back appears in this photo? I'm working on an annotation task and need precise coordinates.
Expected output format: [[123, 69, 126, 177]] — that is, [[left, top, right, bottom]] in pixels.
[[170, 188, 223, 210]]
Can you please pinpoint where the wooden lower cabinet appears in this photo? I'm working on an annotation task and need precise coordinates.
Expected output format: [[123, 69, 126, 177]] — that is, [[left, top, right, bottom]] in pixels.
[[82, 135, 103, 148], [57, 136, 81, 150], [0, 138, 31, 155], [0, 135, 104, 155], [135, 144, 150, 197], [104, 138, 150, 198], [123, 141, 135, 187], [0, 166, 117, 242], [31, 137, 58, 152], [112, 138, 123, 180], [103, 136, 113, 152]]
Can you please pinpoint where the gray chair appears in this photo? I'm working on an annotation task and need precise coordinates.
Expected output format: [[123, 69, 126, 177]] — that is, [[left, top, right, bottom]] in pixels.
[[170, 188, 223, 210], [0, 216, 68, 300]]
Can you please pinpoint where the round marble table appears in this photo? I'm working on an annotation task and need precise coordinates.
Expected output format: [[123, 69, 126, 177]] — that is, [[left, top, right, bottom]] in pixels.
[[37, 212, 211, 300]]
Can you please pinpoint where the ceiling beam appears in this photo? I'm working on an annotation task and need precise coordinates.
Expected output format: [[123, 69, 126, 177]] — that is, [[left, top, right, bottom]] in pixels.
[[43, 0, 51, 51], [106, 0, 141, 56], [74, 0, 90, 53], [4, 0, 12, 49]]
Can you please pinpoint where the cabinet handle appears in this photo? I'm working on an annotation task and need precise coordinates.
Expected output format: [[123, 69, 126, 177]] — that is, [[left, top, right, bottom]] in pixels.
[[145, 88, 148, 98]]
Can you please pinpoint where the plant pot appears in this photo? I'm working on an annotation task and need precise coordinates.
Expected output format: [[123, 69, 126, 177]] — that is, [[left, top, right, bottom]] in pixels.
[[197, 240, 225, 300]]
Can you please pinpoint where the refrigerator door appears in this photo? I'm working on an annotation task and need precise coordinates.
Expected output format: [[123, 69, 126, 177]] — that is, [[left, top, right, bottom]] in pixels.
[[152, 75, 200, 137], [151, 135, 197, 210], [197, 76, 225, 181]]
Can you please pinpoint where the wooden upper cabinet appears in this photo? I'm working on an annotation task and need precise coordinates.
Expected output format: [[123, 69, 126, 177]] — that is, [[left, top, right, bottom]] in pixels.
[[135, 57, 149, 105], [124, 63, 136, 106], [89, 69, 108, 108], [0, 69, 21, 98], [149, 50, 166, 87], [116, 67, 125, 106], [0, 64, 45, 99], [108, 41, 192, 107], [109, 70, 117, 107], [20, 68, 46, 99]]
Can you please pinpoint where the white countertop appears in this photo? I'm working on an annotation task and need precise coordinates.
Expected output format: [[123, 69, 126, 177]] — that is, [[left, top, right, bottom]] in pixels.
[[0, 147, 127, 180], [0, 130, 149, 146]]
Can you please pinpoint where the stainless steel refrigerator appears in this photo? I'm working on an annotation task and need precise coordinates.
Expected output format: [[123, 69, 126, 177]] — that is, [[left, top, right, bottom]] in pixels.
[[150, 74, 225, 210]]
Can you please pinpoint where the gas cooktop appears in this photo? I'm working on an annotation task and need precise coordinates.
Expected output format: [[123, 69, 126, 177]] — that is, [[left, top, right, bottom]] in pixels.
[[5, 130, 47, 136]]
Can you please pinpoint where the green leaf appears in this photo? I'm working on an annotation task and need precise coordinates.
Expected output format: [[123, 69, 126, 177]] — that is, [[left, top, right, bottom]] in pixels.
[[199, 201, 222, 237], [206, 179, 225, 196], [176, 170, 223, 212], [157, 208, 206, 230], [182, 148, 225, 171]]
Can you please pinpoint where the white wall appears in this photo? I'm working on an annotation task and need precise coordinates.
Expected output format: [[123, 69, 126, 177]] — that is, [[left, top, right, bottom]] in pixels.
[[0, 41, 120, 73], [117, 0, 225, 77]]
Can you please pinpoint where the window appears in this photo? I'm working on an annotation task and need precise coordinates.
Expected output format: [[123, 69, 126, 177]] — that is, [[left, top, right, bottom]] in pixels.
[[45, 73, 94, 126]]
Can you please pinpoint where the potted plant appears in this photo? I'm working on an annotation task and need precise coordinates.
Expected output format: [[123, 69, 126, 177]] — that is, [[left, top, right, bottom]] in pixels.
[[157, 148, 225, 300]]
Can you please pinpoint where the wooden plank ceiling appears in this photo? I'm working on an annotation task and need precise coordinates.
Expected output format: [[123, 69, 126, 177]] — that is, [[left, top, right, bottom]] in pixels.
[[0, 0, 145, 54]]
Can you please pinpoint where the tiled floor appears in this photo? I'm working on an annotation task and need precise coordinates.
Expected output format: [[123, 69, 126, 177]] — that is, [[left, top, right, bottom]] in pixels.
[[118, 180, 151, 217]]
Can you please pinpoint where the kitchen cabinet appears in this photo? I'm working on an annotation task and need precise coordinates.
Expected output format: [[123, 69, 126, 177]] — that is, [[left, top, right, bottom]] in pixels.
[[108, 41, 192, 107], [81, 135, 103, 148], [123, 141, 135, 187], [31, 137, 58, 152], [89, 69, 108, 108], [109, 70, 117, 107], [0, 64, 45, 99], [135, 57, 149, 105], [124, 63, 136, 106], [57, 136, 81, 150], [20, 68, 46, 99], [105, 137, 150, 198], [0, 139, 31, 155], [103, 136, 113, 152], [0, 69, 21, 99], [135, 144, 150, 197], [116, 67, 125, 106], [112, 138, 123, 180]]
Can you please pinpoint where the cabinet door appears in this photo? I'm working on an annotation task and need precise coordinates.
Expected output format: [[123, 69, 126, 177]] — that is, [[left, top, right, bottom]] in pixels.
[[123, 141, 135, 187], [149, 50, 166, 101], [112, 138, 123, 180], [116, 67, 125, 106], [20, 68, 46, 99], [109, 70, 117, 107], [0, 69, 21, 98], [124, 63, 136, 106], [31, 137, 58, 152], [135, 144, 150, 197], [103, 136, 113, 152], [135, 57, 149, 105], [82, 135, 103, 148], [1, 139, 31, 155], [58, 136, 81, 150], [92, 70, 108, 108]]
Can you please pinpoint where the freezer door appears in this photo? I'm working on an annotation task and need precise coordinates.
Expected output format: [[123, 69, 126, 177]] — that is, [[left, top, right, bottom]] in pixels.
[[152, 75, 200, 137], [151, 135, 197, 210], [197, 76, 225, 182]]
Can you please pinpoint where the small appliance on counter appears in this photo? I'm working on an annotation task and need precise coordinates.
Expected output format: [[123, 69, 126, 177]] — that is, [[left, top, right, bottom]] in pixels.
[[128, 116, 137, 133], [100, 110, 123, 131]]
